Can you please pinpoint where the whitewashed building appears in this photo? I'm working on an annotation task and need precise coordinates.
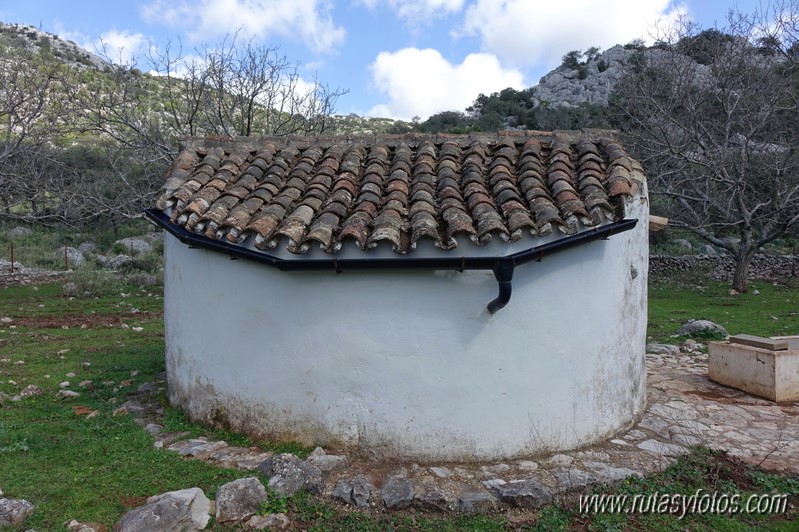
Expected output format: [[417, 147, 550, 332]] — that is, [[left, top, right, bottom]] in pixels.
[[147, 131, 649, 461]]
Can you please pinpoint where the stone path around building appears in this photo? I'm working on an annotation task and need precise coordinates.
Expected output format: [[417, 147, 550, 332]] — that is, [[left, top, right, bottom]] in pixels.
[[128, 344, 799, 508], [4, 343, 799, 529]]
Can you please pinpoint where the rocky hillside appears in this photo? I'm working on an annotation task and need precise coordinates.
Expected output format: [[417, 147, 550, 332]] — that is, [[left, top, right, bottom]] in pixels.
[[532, 44, 638, 109], [0, 23, 108, 70]]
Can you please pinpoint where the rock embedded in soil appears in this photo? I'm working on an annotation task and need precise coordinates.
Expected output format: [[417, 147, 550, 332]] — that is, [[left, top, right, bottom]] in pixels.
[[19, 384, 43, 398], [380, 477, 415, 510], [257, 454, 323, 496], [331, 475, 375, 508], [0, 497, 34, 527], [678, 319, 728, 338], [215, 477, 268, 523], [457, 488, 497, 514], [483, 479, 552, 509], [113, 487, 210, 532]]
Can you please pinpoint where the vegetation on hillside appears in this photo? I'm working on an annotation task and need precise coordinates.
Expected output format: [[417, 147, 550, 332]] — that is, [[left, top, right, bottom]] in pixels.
[[2, 3, 799, 295]]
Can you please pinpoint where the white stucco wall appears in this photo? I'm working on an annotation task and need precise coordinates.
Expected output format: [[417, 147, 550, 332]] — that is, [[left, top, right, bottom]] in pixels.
[[163, 194, 649, 462]]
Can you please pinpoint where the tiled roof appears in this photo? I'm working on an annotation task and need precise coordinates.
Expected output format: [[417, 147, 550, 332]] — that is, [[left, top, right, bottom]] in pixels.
[[155, 131, 644, 255]]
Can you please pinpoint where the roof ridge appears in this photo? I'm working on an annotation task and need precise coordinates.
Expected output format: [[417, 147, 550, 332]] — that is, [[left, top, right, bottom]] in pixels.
[[178, 130, 621, 152]]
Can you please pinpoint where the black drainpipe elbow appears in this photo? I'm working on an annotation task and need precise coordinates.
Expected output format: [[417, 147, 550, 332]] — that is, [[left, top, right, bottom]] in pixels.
[[487, 260, 515, 314]]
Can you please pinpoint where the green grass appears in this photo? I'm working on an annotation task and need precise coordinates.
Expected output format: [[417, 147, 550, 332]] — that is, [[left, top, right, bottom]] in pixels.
[[648, 272, 799, 343], [1, 274, 798, 530]]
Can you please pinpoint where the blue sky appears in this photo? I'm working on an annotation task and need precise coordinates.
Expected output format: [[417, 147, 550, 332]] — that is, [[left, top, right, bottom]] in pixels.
[[2, 0, 762, 121]]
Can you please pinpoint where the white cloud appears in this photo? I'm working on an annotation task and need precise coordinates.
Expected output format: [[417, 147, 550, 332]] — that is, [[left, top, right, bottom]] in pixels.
[[141, 0, 345, 54], [358, 0, 466, 21], [367, 47, 524, 120], [461, 0, 686, 68], [52, 23, 148, 65], [94, 29, 148, 64]]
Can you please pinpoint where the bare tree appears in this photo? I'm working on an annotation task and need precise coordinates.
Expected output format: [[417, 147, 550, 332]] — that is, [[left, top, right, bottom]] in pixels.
[[72, 32, 347, 224], [0, 41, 81, 224], [613, 6, 799, 292], [83, 32, 347, 151]]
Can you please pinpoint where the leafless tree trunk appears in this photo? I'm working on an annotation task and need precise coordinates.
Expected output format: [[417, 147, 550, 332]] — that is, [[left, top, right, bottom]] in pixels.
[[612, 5, 799, 292]]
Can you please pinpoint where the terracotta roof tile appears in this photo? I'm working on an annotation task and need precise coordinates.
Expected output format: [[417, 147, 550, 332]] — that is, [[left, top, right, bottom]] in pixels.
[[154, 131, 644, 255]]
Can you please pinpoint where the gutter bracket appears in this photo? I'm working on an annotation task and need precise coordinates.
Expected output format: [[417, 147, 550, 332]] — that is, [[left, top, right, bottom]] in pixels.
[[487, 260, 515, 314]]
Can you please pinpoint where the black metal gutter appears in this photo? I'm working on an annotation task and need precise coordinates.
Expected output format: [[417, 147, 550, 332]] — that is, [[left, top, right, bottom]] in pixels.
[[145, 208, 637, 314]]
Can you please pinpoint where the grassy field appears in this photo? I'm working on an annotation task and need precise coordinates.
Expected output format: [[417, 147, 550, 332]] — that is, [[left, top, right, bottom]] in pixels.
[[648, 272, 799, 344], [1, 273, 798, 530]]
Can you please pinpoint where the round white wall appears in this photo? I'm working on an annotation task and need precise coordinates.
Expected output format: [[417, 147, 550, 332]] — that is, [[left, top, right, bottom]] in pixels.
[[163, 196, 648, 462]]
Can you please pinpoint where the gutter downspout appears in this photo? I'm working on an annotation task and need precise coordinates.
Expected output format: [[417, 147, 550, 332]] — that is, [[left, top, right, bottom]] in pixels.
[[145, 209, 637, 314], [487, 260, 514, 314]]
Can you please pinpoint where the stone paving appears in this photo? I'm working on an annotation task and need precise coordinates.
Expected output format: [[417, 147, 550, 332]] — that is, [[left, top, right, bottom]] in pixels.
[[118, 342, 799, 513]]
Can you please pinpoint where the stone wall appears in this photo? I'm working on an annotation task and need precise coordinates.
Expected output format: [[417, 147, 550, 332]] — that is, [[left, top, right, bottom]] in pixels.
[[650, 254, 799, 281]]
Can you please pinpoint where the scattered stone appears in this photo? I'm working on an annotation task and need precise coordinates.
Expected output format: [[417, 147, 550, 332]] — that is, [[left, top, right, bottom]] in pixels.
[[65, 518, 108, 531], [331, 475, 374, 507], [553, 468, 599, 491], [153, 431, 191, 449], [114, 237, 153, 256], [517, 460, 539, 471], [582, 461, 643, 481], [483, 479, 552, 509], [636, 439, 688, 457], [480, 463, 510, 475], [113, 487, 211, 531], [62, 282, 79, 297], [245, 512, 290, 530], [108, 254, 135, 270], [698, 244, 717, 256], [306, 447, 348, 473], [678, 319, 728, 338], [77, 241, 98, 255], [8, 226, 33, 238], [66, 372, 77, 378], [19, 384, 43, 398], [168, 438, 228, 459], [0, 497, 34, 528], [457, 488, 497, 514], [646, 343, 680, 355], [59, 390, 80, 398], [112, 406, 129, 416], [673, 239, 693, 253], [414, 485, 452, 511], [381, 477, 414, 510], [430, 466, 452, 478], [144, 423, 163, 436], [59, 247, 85, 268], [623, 429, 648, 442], [215, 477, 268, 523], [78, 380, 93, 388], [546, 453, 574, 466], [60, 381, 71, 388], [257, 454, 323, 496], [680, 339, 702, 353]]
